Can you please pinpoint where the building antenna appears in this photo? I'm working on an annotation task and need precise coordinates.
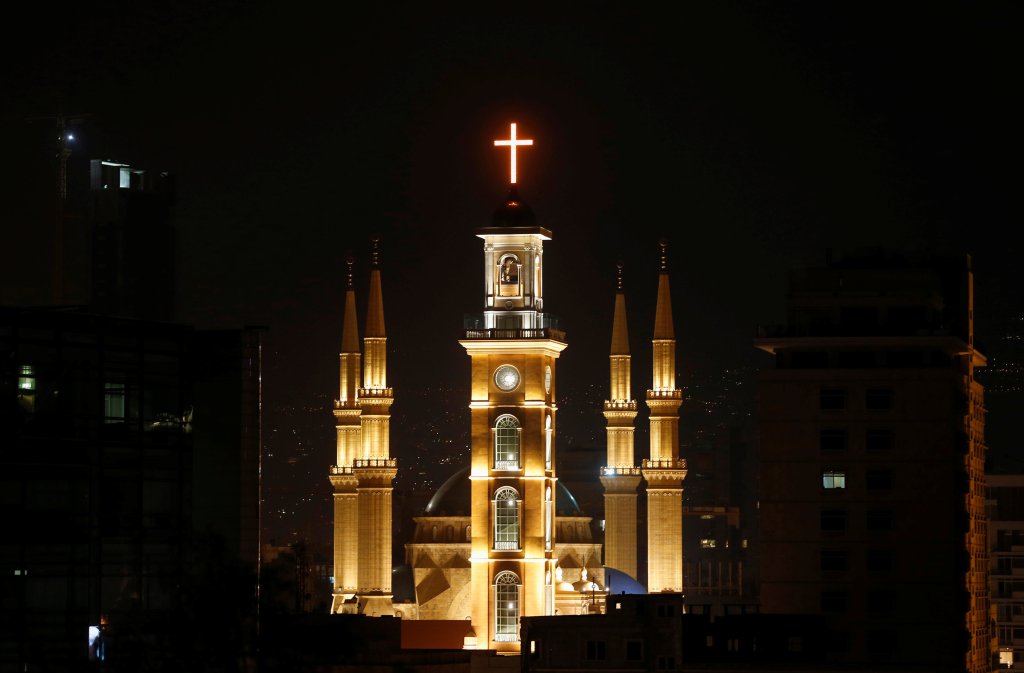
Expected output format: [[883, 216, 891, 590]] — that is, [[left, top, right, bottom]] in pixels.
[[25, 111, 91, 303]]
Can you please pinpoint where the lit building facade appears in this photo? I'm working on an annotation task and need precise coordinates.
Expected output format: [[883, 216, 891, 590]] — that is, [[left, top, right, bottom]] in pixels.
[[459, 184, 565, 652]]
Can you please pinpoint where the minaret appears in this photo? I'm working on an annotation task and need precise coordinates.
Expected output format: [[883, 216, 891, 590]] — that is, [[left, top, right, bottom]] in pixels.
[[642, 239, 687, 593], [600, 263, 642, 580], [460, 122, 564, 652], [355, 236, 397, 616], [329, 257, 362, 613]]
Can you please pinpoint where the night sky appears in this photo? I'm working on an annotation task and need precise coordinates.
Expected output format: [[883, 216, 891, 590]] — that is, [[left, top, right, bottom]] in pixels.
[[3, 3, 1020, 540]]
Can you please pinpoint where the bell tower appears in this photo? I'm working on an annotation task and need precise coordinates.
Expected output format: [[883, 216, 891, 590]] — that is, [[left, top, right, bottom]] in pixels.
[[642, 240, 687, 593], [460, 123, 565, 652]]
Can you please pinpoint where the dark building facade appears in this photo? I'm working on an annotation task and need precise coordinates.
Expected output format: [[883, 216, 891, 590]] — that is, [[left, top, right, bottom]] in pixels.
[[0, 307, 260, 671], [754, 252, 991, 670], [89, 160, 176, 322]]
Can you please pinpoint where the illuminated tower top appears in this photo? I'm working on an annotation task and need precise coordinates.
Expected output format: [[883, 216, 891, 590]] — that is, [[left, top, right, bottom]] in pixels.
[[652, 239, 676, 392], [471, 123, 556, 333], [338, 256, 361, 408], [493, 122, 533, 185], [363, 236, 388, 391]]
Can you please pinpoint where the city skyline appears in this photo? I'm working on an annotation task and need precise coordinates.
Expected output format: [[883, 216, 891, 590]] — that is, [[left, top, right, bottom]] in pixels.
[[2, 0, 1019, 579]]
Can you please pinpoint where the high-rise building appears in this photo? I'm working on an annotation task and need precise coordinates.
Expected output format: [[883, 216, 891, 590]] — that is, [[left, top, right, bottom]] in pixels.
[[987, 474, 1024, 669], [1, 306, 261, 671], [89, 160, 176, 322], [755, 251, 990, 670]]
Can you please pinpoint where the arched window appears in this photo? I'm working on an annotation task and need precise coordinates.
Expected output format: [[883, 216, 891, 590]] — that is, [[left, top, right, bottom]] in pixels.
[[544, 415, 552, 470], [545, 485, 552, 550], [494, 415, 521, 470], [493, 486, 520, 550], [494, 571, 521, 642]]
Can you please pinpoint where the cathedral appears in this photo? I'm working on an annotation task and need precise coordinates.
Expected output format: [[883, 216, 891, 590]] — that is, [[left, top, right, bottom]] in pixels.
[[327, 123, 687, 651]]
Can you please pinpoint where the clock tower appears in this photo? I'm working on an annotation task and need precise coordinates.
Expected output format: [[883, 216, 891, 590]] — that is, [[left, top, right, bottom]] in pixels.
[[459, 123, 565, 652]]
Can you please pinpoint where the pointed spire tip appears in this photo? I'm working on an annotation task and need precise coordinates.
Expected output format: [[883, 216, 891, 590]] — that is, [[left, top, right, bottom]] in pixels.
[[659, 239, 669, 273], [370, 235, 381, 269], [345, 255, 355, 289], [615, 261, 624, 292]]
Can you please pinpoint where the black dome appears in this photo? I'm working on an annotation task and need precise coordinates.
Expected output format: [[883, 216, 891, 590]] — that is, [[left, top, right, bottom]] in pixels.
[[424, 466, 582, 516], [492, 187, 536, 227]]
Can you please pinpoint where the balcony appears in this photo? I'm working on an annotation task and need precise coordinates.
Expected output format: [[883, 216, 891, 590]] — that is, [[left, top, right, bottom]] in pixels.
[[330, 465, 353, 475], [354, 458, 397, 468], [642, 459, 688, 470], [647, 389, 683, 400], [601, 466, 642, 476], [463, 327, 566, 341]]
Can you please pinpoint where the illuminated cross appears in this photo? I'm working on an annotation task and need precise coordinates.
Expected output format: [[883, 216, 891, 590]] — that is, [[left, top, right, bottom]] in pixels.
[[493, 122, 533, 185]]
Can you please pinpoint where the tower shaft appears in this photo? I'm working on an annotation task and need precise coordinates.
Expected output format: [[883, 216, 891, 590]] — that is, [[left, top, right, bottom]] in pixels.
[[601, 277, 640, 579], [642, 246, 687, 593]]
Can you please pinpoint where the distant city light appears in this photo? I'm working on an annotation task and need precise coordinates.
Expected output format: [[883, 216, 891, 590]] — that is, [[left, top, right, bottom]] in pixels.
[[66, 133, 74, 141]]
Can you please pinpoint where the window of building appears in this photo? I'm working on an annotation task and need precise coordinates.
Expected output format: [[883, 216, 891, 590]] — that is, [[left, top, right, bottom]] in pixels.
[[865, 388, 893, 410], [544, 486, 552, 550], [493, 486, 520, 550], [865, 469, 892, 491], [104, 382, 126, 423], [821, 509, 847, 532], [820, 550, 848, 572], [657, 603, 676, 617], [822, 471, 846, 489], [656, 655, 676, 670], [866, 590, 894, 614], [18, 364, 35, 391], [700, 538, 716, 548], [792, 351, 828, 368], [625, 639, 643, 661], [494, 415, 520, 470], [494, 571, 520, 642], [545, 415, 552, 470], [820, 388, 847, 410], [820, 429, 846, 452], [585, 640, 606, 660], [837, 351, 875, 368], [865, 429, 893, 452], [866, 509, 893, 532], [820, 590, 848, 613]]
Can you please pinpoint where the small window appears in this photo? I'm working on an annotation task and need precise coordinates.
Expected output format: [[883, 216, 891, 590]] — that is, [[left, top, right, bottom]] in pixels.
[[585, 641, 606, 660], [866, 549, 894, 573], [867, 590, 894, 614], [865, 388, 893, 410], [625, 640, 643, 661], [493, 486, 520, 550], [866, 429, 893, 451], [494, 415, 521, 470], [820, 429, 846, 452], [657, 655, 676, 670], [104, 382, 126, 423], [494, 571, 520, 642], [866, 509, 893, 532], [821, 509, 847, 532], [700, 538, 716, 548], [820, 550, 848, 572], [820, 590, 848, 613], [822, 471, 846, 489], [18, 364, 36, 391], [820, 388, 847, 410], [866, 469, 892, 491]]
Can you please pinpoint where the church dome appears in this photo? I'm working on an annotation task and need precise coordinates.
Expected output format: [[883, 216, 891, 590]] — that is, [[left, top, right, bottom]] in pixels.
[[424, 466, 582, 516], [492, 187, 536, 227]]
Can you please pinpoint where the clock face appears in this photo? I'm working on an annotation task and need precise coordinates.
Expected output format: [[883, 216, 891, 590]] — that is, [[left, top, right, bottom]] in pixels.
[[494, 365, 520, 392]]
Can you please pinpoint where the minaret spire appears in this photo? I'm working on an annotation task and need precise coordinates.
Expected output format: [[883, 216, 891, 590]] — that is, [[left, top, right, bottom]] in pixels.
[[643, 239, 687, 594], [355, 234, 397, 616], [601, 261, 641, 580], [330, 254, 363, 612]]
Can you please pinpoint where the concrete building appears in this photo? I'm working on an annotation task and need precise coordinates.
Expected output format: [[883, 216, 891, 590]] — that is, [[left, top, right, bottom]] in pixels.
[[1, 306, 261, 671], [988, 474, 1024, 669], [755, 251, 991, 670]]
